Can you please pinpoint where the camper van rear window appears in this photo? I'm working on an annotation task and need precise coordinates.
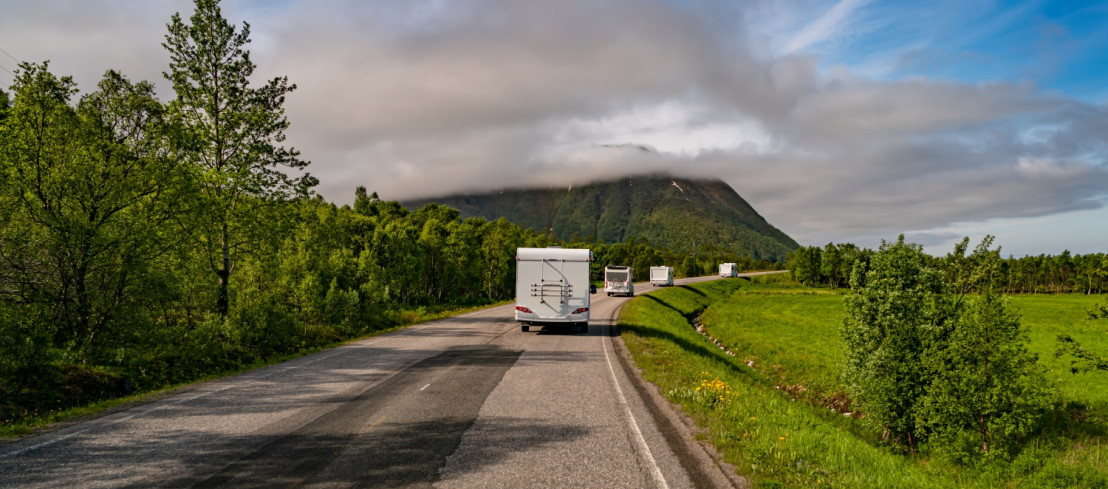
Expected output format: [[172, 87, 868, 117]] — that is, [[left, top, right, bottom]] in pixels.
[[605, 270, 629, 281]]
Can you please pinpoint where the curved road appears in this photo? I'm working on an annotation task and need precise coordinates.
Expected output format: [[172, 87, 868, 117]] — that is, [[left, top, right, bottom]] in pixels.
[[0, 273, 776, 488]]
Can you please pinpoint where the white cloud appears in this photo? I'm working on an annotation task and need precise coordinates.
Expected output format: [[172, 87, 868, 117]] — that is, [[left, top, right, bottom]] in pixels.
[[2, 0, 1106, 254], [782, 0, 871, 55], [551, 101, 778, 158]]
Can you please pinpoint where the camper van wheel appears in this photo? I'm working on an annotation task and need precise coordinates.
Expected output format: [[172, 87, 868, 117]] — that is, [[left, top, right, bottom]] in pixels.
[[607, 292, 611, 297], [521, 324, 529, 332], [577, 323, 588, 333]]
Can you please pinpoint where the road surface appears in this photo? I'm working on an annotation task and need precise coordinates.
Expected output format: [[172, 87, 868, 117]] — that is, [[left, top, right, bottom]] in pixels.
[[0, 273, 779, 488]]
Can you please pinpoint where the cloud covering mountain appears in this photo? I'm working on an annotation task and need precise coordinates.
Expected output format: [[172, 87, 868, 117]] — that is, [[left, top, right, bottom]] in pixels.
[[2, 0, 1105, 254]]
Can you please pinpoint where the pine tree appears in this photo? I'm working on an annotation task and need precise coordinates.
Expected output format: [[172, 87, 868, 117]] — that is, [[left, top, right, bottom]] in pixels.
[[163, 0, 315, 317]]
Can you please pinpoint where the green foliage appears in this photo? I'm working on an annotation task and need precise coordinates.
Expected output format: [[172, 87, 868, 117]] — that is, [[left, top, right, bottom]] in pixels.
[[0, 63, 182, 363], [843, 235, 1052, 459], [163, 0, 315, 316], [819, 242, 844, 288], [920, 238, 1052, 460], [789, 240, 1107, 295], [403, 175, 799, 262], [789, 245, 823, 286], [789, 242, 869, 288], [1056, 334, 1108, 373], [842, 235, 943, 449], [919, 292, 1050, 461], [1087, 300, 1108, 320], [680, 254, 703, 277]]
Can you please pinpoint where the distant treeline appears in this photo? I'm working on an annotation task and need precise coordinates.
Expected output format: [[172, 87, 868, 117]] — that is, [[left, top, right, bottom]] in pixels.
[[585, 239, 778, 283], [789, 242, 1108, 294]]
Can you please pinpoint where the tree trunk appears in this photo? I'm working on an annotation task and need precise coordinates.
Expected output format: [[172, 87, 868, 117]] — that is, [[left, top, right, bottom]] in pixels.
[[217, 223, 231, 317], [980, 412, 988, 454]]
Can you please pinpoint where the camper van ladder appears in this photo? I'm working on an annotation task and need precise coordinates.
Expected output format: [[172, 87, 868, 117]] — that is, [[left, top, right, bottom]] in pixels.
[[531, 258, 572, 304]]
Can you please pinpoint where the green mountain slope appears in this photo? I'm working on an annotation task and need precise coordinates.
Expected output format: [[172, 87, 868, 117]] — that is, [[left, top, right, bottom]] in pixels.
[[403, 174, 799, 261]]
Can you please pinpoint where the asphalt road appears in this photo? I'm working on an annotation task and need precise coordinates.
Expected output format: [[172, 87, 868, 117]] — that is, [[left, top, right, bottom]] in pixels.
[[0, 273, 777, 488]]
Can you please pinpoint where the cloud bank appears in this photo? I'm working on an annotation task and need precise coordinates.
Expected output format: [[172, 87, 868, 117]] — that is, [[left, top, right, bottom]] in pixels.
[[1, 0, 1106, 251]]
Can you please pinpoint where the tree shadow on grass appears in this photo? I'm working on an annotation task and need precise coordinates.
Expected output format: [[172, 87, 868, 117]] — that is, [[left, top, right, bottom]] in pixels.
[[676, 284, 708, 298]]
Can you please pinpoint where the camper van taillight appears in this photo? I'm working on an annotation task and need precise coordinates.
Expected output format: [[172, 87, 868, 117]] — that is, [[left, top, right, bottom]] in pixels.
[[572, 307, 589, 314], [515, 306, 533, 314]]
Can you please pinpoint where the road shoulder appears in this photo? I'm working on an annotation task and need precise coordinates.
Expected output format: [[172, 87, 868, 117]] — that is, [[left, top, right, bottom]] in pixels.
[[610, 321, 749, 489]]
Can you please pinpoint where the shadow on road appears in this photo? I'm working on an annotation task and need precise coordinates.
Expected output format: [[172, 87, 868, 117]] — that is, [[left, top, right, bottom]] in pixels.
[[0, 345, 597, 489]]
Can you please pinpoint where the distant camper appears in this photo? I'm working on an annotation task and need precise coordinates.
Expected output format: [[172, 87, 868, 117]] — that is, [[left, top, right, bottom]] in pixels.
[[719, 263, 738, 278], [515, 247, 593, 333], [604, 265, 635, 297], [650, 266, 674, 286]]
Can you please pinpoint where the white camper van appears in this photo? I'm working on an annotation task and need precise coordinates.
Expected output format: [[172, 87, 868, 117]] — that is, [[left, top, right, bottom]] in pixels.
[[515, 247, 593, 333], [604, 265, 635, 297], [719, 263, 738, 278], [650, 266, 674, 286]]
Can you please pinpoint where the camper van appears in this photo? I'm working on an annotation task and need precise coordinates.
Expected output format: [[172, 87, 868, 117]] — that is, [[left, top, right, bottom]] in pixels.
[[604, 265, 635, 297], [515, 247, 593, 333], [719, 263, 738, 278], [650, 266, 674, 286]]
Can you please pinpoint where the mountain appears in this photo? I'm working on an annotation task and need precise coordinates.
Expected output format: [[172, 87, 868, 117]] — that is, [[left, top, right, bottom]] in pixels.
[[403, 174, 799, 262]]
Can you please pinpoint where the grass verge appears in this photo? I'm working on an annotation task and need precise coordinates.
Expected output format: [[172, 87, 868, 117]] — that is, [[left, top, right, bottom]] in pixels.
[[619, 278, 1108, 488]]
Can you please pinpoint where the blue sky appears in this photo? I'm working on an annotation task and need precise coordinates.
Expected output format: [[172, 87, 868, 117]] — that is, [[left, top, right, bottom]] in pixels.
[[794, 1, 1108, 103], [0, 0, 1105, 256]]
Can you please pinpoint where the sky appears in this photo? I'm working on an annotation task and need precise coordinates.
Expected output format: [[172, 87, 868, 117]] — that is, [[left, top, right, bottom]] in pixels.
[[1, 0, 1106, 256]]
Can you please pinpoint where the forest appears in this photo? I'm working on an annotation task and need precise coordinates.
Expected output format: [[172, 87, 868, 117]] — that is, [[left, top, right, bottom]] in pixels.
[[0, 0, 778, 428], [789, 241, 1108, 295]]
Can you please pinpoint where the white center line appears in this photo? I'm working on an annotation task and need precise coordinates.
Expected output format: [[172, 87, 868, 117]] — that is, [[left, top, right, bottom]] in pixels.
[[420, 384, 431, 391]]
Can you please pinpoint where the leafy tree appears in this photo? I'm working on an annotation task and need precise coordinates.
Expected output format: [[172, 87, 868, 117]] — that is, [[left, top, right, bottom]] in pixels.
[[163, 0, 315, 317], [632, 247, 664, 281], [790, 245, 823, 286], [842, 235, 943, 450], [353, 186, 378, 218], [0, 63, 179, 361], [821, 242, 844, 288], [919, 238, 1049, 458], [844, 235, 1051, 459], [680, 255, 702, 278], [0, 87, 9, 122]]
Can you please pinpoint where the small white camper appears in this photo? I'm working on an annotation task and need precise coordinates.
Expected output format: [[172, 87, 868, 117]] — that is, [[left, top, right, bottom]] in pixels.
[[649, 266, 674, 286], [604, 265, 635, 297], [515, 247, 593, 333], [719, 263, 738, 278]]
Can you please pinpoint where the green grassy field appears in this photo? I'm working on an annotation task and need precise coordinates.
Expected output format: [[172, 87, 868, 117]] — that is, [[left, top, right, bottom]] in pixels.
[[619, 277, 1108, 488]]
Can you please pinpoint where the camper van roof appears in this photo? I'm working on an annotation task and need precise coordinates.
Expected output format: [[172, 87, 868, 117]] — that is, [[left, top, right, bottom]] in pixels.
[[516, 247, 593, 262]]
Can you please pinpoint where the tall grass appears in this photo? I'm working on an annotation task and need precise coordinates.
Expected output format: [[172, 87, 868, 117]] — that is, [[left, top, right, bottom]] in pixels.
[[619, 278, 1108, 487]]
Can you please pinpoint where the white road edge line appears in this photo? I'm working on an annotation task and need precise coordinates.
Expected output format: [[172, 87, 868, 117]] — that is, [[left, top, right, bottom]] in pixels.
[[602, 325, 670, 489]]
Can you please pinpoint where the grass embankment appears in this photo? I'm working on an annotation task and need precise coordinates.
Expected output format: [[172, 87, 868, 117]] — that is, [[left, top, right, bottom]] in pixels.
[[0, 301, 505, 439], [619, 277, 1108, 488]]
